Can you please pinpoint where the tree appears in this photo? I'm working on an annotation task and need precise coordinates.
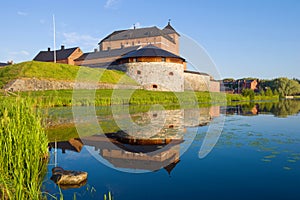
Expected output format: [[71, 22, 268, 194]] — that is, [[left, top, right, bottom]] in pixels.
[[242, 89, 255, 100], [274, 78, 300, 97], [265, 88, 273, 96], [293, 78, 300, 84]]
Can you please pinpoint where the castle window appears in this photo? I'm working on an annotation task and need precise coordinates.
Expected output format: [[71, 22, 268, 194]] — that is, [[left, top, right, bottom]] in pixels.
[[153, 113, 158, 118], [162, 57, 166, 62], [169, 125, 174, 128], [137, 70, 141, 75], [132, 41, 134, 46], [152, 84, 158, 89], [169, 72, 174, 76]]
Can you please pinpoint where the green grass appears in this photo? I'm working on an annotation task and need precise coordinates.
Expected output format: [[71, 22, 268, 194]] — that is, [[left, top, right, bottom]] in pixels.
[[14, 89, 227, 107], [1, 88, 279, 108], [0, 61, 137, 88], [0, 98, 49, 199]]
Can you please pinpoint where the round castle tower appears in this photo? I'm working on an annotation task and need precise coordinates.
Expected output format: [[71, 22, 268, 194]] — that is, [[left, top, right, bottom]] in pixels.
[[111, 45, 186, 92]]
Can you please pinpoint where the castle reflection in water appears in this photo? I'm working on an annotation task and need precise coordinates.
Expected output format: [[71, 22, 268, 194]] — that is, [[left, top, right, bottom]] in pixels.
[[49, 106, 221, 174]]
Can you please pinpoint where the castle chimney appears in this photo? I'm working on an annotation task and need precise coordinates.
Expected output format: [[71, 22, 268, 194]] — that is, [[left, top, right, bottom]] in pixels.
[[61, 45, 65, 50], [94, 48, 98, 52], [48, 47, 51, 51]]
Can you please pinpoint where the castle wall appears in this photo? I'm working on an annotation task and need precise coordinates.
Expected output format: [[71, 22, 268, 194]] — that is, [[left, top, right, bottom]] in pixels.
[[111, 62, 184, 92], [184, 72, 220, 93], [209, 80, 220, 93], [184, 72, 210, 91], [100, 35, 179, 56]]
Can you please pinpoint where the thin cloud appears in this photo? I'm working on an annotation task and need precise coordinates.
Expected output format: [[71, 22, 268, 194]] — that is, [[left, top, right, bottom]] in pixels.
[[104, 0, 119, 9], [62, 32, 99, 50], [17, 11, 28, 16], [10, 50, 30, 56], [7, 50, 31, 63]]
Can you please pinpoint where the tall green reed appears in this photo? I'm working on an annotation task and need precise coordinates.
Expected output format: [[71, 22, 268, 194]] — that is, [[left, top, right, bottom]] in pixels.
[[0, 98, 49, 199]]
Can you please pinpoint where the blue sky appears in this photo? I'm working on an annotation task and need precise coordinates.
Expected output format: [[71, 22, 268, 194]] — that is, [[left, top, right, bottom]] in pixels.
[[0, 0, 299, 79]]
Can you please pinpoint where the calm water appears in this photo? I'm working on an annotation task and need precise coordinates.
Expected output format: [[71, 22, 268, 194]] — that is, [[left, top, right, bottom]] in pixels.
[[43, 101, 300, 200]]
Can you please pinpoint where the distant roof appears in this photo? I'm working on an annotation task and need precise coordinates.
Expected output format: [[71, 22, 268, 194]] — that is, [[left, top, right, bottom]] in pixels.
[[75, 46, 140, 61], [99, 26, 176, 44], [0, 62, 8, 67], [119, 45, 185, 61], [184, 70, 210, 76], [162, 22, 180, 36], [33, 47, 79, 62]]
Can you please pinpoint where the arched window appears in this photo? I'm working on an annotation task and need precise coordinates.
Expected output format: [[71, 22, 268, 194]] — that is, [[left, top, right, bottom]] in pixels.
[[169, 72, 174, 76], [137, 70, 141, 75], [152, 84, 158, 89]]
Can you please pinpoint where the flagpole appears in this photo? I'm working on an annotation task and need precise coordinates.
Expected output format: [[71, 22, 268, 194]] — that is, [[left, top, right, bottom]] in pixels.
[[53, 15, 56, 63]]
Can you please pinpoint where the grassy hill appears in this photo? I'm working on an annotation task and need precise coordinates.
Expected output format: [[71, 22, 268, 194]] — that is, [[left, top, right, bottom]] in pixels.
[[0, 61, 137, 88]]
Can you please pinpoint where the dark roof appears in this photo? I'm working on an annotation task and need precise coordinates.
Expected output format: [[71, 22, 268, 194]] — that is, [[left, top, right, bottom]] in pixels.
[[33, 47, 79, 62], [99, 26, 176, 44], [0, 62, 8, 67], [75, 46, 140, 61], [120, 45, 185, 61], [81, 62, 113, 68], [162, 22, 180, 36], [99, 30, 126, 44], [164, 159, 180, 175], [235, 79, 258, 83], [184, 70, 210, 76]]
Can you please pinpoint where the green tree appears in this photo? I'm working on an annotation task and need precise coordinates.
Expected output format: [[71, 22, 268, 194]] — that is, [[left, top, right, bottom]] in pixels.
[[274, 78, 300, 97], [265, 88, 273, 96], [242, 89, 255, 100]]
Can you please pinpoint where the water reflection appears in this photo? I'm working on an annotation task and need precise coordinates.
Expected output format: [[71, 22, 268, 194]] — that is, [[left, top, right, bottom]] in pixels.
[[45, 101, 300, 199], [48, 106, 221, 173], [226, 100, 300, 117], [47, 100, 300, 174]]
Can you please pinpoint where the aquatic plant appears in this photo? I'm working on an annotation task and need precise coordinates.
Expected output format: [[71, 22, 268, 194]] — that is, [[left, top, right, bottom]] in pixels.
[[0, 98, 49, 199]]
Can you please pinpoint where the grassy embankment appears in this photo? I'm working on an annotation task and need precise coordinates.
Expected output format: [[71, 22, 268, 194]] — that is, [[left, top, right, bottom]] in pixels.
[[0, 61, 279, 107], [0, 61, 137, 89], [0, 98, 49, 200]]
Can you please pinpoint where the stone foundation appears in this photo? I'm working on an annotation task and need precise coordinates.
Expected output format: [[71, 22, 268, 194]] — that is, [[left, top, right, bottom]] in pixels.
[[4, 78, 141, 92]]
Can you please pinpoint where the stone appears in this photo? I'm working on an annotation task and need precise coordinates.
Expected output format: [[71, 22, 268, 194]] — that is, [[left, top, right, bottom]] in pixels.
[[4, 78, 141, 92], [51, 167, 88, 186]]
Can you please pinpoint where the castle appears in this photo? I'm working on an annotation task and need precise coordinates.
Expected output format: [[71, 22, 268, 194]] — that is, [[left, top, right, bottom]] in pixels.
[[34, 22, 220, 92]]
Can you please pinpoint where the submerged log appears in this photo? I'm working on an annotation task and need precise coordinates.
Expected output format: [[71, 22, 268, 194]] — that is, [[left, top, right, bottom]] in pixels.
[[51, 167, 88, 186]]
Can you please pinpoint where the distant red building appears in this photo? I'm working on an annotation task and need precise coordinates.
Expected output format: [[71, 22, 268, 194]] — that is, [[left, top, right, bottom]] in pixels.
[[223, 79, 259, 94]]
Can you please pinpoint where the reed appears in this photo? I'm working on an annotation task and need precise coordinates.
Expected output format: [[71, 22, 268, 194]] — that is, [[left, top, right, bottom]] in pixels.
[[0, 98, 49, 199]]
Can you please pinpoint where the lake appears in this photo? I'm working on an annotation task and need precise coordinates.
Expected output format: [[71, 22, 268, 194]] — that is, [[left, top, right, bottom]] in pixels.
[[43, 100, 300, 200]]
